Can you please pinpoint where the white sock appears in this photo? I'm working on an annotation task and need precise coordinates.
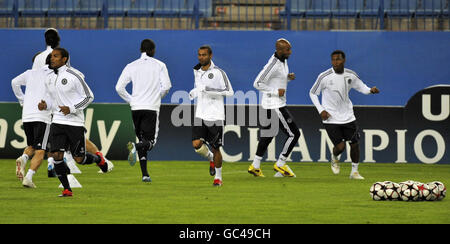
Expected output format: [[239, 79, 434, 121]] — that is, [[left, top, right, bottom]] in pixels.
[[21, 154, 29, 162], [215, 167, 222, 180], [207, 151, 214, 162], [64, 151, 74, 162], [25, 169, 35, 180], [252, 155, 262, 169], [351, 163, 359, 173], [276, 155, 287, 167], [48, 157, 55, 168], [332, 154, 339, 162]]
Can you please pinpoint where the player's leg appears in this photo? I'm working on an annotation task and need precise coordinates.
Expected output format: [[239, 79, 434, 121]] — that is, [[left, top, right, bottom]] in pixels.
[[273, 107, 299, 177], [85, 139, 114, 173], [16, 122, 36, 180], [135, 110, 158, 182], [249, 108, 276, 177], [324, 123, 345, 175], [47, 152, 57, 178], [23, 122, 50, 187], [248, 136, 272, 177], [48, 123, 72, 196], [344, 121, 364, 179], [206, 121, 224, 186], [69, 126, 108, 173], [127, 110, 156, 169], [192, 120, 215, 176]]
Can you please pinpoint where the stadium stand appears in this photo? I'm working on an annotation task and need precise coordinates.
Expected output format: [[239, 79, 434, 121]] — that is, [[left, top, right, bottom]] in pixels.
[[0, 0, 448, 30]]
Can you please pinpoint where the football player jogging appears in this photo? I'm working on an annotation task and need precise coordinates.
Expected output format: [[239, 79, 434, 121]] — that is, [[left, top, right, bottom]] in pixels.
[[309, 50, 380, 179], [189, 45, 234, 186], [116, 39, 172, 182], [38, 48, 108, 197], [248, 38, 300, 178], [30, 28, 113, 177], [11, 56, 54, 188]]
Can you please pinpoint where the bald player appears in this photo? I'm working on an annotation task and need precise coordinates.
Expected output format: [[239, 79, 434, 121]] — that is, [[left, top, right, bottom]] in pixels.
[[248, 38, 300, 178]]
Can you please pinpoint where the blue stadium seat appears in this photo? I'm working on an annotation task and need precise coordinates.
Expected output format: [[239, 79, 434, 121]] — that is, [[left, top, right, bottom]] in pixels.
[[360, 0, 381, 16], [128, 0, 157, 17], [416, 0, 445, 16], [306, 0, 333, 16], [107, 0, 131, 16], [48, 0, 75, 16], [384, 0, 418, 16], [154, 0, 183, 16], [74, 0, 102, 16], [18, 0, 49, 16], [184, 0, 212, 17], [286, 0, 308, 16], [333, 0, 360, 16], [0, 0, 15, 16]]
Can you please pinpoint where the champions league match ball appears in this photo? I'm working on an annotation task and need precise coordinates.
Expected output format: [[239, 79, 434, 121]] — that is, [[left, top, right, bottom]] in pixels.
[[399, 181, 420, 201], [383, 181, 401, 201], [429, 181, 446, 201], [416, 182, 431, 201], [370, 182, 386, 201]]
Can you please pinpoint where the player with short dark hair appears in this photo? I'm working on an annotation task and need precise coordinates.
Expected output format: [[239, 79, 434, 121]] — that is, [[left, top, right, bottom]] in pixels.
[[38, 48, 108, 197], [309, 50, 380, 179], [32, 28, 60, 70], [116, 39, 172, 182], [190, 45, 234, 186]]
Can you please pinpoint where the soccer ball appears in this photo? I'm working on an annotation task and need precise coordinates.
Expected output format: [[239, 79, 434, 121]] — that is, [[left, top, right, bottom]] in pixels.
[[370, 182, 386, 201], [426, 183, 440, 201], [384, 182, 401, 201], [400, 180, 415, 185], [399, 182, 420, 201], [429, 181, 446, 201], [416, 182, 430, 201]]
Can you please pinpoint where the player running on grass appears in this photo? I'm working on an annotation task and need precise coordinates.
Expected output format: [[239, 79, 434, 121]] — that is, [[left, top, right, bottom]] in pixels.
[[116, 39, 172, 182], [189, 45, 234, 186], [248, 38, 300, 178], [309, 50, 380, 179], [38, 48, 108, 197]]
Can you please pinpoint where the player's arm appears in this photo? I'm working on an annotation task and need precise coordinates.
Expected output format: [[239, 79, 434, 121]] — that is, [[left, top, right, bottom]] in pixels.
[[39, 73, 55, 111], [11, 70, 29, 106], [253, 61, 279, 96], [115, 66, 133, 103], [159, 63, 172, 99], [203, 69, 234, 97], [309, 74, 329, 120], [351, 73, 379, 95], [64, 75, 94, 115]]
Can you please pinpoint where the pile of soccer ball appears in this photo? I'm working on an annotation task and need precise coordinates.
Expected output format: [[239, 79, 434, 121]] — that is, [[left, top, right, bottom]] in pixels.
[[370, 180, 446, 201]]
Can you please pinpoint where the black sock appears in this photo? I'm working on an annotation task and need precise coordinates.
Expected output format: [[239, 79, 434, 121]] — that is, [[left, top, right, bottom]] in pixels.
[[54, 161, 71, 191], [136, 139, 153, 152], [83, 152, 100, 165], [140, 159, 149, 177]]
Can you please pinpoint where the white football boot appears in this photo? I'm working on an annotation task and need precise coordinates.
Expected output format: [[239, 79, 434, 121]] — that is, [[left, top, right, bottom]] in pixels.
[[16, 156, 27, 180], [22, 177, 36, 188], [349, 171, 365, 180]]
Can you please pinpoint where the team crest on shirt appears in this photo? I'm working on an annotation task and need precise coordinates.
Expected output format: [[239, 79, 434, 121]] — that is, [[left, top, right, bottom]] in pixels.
[[208, 73, 214, 79], [345, 76, 352, 84], [61, 78, 68, 85]]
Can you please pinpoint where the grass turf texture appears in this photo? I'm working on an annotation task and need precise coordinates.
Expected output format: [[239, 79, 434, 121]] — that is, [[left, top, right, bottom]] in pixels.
[[0, 159, 449, 224]]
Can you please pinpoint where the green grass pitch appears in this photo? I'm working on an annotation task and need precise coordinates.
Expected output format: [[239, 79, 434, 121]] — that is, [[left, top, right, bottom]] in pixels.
[[0, 159, 449, 224]]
